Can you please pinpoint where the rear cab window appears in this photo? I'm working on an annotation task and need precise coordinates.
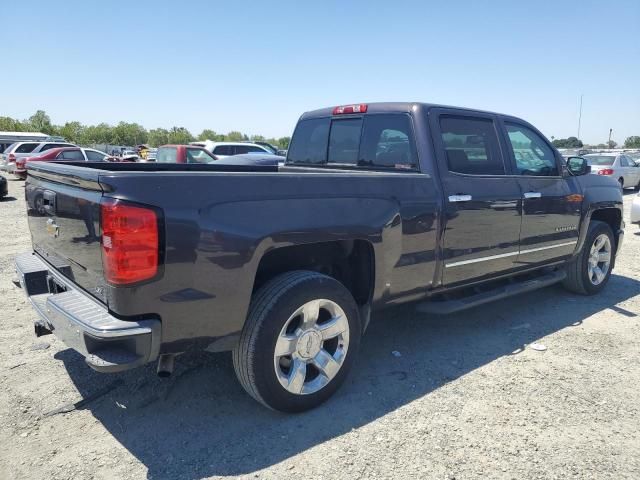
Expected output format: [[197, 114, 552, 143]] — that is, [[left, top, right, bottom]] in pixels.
[[287, 113, 418, 170]]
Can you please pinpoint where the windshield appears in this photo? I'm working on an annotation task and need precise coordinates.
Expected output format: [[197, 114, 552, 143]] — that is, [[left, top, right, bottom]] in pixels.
[[584, 155, 614, 166]]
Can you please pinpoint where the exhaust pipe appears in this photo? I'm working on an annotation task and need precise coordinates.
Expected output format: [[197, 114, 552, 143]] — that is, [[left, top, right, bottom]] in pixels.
[[157, 354, 175, 378]]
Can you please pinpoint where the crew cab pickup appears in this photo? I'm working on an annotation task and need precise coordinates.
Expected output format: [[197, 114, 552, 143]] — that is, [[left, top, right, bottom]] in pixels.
[[16, 102, 624, 412]]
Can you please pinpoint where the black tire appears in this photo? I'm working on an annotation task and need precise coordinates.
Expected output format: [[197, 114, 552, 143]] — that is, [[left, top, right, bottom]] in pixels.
[[618, 178, 624, 189], [563, 220, 615, 295], [233, 271, 361, 412]]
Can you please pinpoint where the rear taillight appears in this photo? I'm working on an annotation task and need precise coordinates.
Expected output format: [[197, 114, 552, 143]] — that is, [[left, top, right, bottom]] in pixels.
[[101, 199, 159, 285], [332, 104, 368, 115], [8, 153, 16, 163], [598, 169, 614, 176]]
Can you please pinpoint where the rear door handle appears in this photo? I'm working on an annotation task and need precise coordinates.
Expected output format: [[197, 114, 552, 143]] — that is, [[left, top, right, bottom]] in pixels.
[[524, 192, 542, 199], [448, 194, 472, 203]]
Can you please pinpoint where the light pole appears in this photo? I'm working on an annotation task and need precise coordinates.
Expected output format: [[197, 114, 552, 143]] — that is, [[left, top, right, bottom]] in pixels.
[[577, 94, 583, 140], [608, 129, 613, 148]]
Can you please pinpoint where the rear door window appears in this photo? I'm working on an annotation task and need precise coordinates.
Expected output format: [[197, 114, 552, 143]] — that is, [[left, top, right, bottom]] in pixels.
[[15, 143, 39, 153], [439, 116, 505, 175], [156, 147, 178, 163]]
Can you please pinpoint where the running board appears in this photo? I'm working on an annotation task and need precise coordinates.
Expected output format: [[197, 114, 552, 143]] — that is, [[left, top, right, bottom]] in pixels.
[[416, 270, 566, 315]]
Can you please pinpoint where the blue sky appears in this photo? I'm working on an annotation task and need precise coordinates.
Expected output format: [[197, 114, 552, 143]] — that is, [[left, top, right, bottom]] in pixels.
[[1, 0, 639, 144]]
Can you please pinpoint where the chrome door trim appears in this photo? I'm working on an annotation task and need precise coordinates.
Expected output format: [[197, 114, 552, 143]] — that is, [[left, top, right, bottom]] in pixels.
[[519, 241, 577, 255], [445, 240, 577, 268], [523, 192, 542, 199], [448, 195, 472, 203]]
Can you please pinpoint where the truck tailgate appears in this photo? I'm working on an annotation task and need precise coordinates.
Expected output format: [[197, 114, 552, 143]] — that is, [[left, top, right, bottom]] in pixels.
[[26, 165, 107, 304]]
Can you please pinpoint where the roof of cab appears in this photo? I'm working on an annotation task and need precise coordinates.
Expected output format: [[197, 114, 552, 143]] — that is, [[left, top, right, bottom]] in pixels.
[[299, 102, 509, 120]]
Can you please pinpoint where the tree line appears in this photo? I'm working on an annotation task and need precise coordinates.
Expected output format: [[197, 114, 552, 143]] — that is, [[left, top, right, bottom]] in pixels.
[[3, 110, 638, 151], [0, 110, 291, 149], [551, 135, 640, 149]]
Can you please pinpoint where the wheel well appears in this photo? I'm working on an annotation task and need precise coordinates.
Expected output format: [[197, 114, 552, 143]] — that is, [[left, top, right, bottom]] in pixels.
[[591, 208, 622, 247], [253, 240, 374, 306]]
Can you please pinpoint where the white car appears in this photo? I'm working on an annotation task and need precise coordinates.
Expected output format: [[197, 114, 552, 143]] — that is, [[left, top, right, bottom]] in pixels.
[[0, 140, 76, 173], [194, 141, 274, 159], [583, 153, 640, 190]]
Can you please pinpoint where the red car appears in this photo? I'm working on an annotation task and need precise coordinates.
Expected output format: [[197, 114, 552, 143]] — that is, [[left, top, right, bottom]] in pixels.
[[15, 147, 109, 178], [155, 145, 218, 164]]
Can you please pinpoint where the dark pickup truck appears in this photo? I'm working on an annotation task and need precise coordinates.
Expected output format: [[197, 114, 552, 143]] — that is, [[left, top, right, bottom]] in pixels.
[[16, 102, 624, 412]]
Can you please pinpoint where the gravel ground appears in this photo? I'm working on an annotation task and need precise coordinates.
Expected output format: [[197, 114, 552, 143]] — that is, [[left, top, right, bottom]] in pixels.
[[1, 174, 639, 480]]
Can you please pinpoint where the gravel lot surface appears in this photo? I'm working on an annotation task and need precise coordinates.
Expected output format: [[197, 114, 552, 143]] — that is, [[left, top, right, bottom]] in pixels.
[[1, 174, 639, 480]]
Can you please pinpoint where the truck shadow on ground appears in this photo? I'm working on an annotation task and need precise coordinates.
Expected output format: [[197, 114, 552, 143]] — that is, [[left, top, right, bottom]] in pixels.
[[55, 273, 639, 479]]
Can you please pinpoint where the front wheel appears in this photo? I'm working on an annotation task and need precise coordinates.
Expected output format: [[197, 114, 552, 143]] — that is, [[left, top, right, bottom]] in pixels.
[[233, 271, 361, 412], [563, 220, 615, 295]]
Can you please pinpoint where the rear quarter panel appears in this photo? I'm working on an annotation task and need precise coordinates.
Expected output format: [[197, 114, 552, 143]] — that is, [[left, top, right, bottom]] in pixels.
[[99, 170, 440, 353]]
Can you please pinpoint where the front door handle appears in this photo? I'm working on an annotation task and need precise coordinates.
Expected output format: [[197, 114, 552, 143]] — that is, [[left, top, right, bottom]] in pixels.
[[524, 192, 542, 199], [448, 194, 472, 203]]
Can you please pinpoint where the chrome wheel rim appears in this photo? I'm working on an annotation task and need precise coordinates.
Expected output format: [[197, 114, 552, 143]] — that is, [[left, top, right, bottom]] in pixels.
[[588, 234, 612, 286], [274, 299, 349, 395]]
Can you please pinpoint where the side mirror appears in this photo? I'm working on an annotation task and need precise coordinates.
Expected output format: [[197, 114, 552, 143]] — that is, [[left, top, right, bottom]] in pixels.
[[567, 156, 591, 176]]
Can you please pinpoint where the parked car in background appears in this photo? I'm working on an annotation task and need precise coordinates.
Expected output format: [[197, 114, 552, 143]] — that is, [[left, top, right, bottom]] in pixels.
[[120, 150, 139, 161], [0, 141, 77, 174], [156, 145, 218, 164], [0, 131, 51, 154], [583, 153, 640, 190], [14, 147, 109, 178], [213, 154, 282, 166], [198, 141, 275, 159], [242, 141, 283, 156]]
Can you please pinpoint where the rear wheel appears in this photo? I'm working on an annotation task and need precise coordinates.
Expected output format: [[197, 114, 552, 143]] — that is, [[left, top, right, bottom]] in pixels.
[[618, 178, 624, 189], [563, 220, 615, 295], [233, 271, 361, 412]]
